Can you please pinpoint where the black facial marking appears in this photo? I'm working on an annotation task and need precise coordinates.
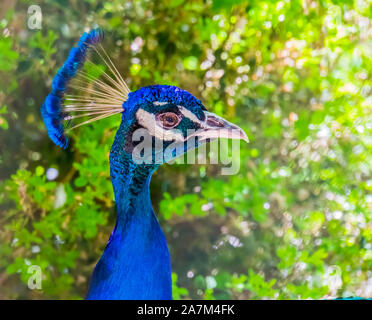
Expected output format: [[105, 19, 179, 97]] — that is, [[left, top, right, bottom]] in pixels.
[[198, 110, 206, 122], [124, 122, 142, 153]]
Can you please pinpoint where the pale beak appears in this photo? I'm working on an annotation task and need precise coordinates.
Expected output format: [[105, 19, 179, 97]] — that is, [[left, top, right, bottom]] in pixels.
[[187, 111, 248, 143]]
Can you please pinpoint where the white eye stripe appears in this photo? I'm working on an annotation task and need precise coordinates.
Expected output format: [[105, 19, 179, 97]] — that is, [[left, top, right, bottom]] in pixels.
[[152, 103, 204, 126], [136, 109, 185, 142], [153, 101, 168, 106], [178, 106, 203, 125]]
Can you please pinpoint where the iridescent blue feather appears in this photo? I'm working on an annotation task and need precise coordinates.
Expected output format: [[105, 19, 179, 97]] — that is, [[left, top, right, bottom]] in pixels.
[[40, 29, 104, 149]]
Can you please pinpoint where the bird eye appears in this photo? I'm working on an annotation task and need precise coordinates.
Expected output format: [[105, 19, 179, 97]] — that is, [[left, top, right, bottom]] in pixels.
[[156, 112, 180, 129]]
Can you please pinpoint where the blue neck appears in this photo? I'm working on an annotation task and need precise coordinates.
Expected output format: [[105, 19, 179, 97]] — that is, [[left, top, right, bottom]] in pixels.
[[86, 152, 172, 300]]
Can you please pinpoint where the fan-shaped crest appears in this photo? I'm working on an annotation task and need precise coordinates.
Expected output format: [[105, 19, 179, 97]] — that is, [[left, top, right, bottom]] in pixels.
[[40, 29, 130, 149]]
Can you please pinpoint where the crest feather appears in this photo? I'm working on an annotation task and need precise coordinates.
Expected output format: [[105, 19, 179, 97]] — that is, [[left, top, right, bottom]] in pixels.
[[40, 29, 129, 149]]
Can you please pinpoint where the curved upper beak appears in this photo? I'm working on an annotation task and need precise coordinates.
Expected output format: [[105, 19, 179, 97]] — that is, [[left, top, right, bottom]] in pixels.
[[187, 111, 249, 143]]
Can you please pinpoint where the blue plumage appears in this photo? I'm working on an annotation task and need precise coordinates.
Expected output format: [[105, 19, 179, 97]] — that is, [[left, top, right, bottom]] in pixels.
[[87, 171, 172, 299], [40, 29, 104, 149], [86, 86, 211, 299], [44, 94, 61, 114], [123, 85, 206, 120], [41, 29, 248, 300]]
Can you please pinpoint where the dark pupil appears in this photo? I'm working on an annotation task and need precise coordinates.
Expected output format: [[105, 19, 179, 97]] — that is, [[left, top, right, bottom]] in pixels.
[[159, 112, 178, 127], [165, 116, 174, 123]]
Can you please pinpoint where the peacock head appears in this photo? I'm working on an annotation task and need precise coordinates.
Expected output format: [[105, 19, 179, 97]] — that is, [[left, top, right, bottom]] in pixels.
[[110, 84, 248, 170], [40, 29, 248, 175]]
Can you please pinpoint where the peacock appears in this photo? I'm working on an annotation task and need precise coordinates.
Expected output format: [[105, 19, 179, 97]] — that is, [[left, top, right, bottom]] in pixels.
[[40, 29, 248, 299]]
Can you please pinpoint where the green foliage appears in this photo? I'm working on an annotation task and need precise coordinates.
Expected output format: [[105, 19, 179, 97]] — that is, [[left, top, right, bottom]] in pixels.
[[0, 0, 372, 300], [172, 273, 189, 300]]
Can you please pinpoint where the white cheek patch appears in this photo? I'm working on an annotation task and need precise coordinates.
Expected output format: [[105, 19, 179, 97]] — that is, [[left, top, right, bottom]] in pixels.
[[153, 101, 168, 106], [136, 108, 185, 142]]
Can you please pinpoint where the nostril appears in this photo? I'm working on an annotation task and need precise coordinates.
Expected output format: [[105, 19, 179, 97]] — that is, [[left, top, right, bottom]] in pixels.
[[206, 116, 225, 127]]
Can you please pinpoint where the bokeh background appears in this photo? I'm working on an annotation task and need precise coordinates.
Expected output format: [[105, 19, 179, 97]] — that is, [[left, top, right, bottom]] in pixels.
[[0, 0, 372, 300]]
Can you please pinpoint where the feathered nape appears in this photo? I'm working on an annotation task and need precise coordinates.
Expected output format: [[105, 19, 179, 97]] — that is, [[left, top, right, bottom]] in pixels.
[[40, 29, 130, 149]]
